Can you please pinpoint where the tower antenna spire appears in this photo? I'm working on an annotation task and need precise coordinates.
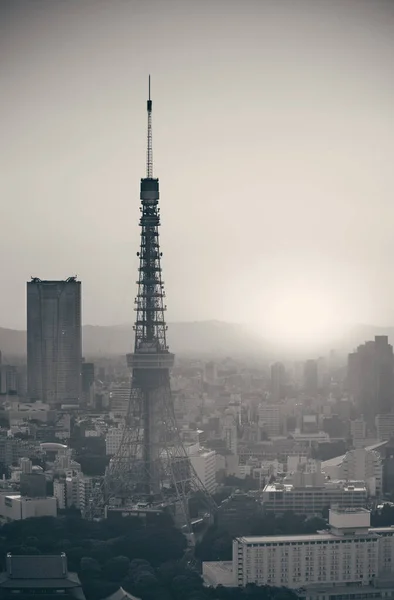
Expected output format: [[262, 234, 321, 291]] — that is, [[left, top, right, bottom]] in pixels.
[[147, 75, 153, 178]]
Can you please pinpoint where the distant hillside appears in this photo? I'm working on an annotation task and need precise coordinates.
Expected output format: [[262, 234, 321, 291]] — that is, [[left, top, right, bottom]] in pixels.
[[2, 322, 394, 360], [0, 321, 266, 358]]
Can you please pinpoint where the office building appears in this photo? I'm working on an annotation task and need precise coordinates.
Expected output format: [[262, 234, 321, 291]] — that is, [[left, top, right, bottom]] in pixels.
[[376, 414, 394, 442], [270, 362, 286, 402], [347, 336, 394, 420], [54, 479, 67, 510], [258, 403, 284, 437], [109, 385, 130, 417], [0, 365, 17, 396], [81, 362, 94, 406], [339, 448, 383, 497], [350, 417, 367, 448], [106, 427, 125, 456], [262, 480, 368, 515], [0, 493, 57, 520], [19, 457, 32, 474], [27, 277, 82, 407], [223, 411, 238, 454], [189, 447, 216, 495]]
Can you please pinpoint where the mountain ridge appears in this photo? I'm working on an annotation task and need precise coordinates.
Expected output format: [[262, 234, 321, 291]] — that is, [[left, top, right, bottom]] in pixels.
[[0, 321, 267, 358], [1, 322, 394, 359]]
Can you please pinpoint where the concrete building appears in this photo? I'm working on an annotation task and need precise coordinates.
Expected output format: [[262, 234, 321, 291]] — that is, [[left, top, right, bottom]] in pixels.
[[270, 362, 286, 402], [20, 457, 32, 474], [0, 494, 57, 520], [202, 561, 234, 587], [27, 278, 82, 407], [6, 402, 56, 425], [189, 447, 216, 495], [262, 480, 368, 515], [258, 403, 284, 437], [223, 411, 238, 454], [232, 508, 379, 588], [81, 362, 95, 406], [339, 448, 383, 497], [348, 336, 394, 421], [376, 414, 394, 442], [0, 365, 18, 396], [204, 508, 394, 590], [350, 417, 367, 448], [106, 427, 124, 455], [54, 479, 67, 510], [109, 385, 130, 417]]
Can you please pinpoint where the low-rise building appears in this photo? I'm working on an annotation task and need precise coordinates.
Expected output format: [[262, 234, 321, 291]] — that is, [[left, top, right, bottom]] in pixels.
[[203, 508, 394, 591], [0, 494, 57, 521], [0, 553, 85, 599], [262, 480, 368, 515]]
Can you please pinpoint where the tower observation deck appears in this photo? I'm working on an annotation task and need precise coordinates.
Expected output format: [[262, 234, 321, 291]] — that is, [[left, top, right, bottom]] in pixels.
[[88, 78, 215, 539]]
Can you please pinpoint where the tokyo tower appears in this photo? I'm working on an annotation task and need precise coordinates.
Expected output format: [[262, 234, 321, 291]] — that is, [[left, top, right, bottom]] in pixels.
[[96, 78, 215, 541]]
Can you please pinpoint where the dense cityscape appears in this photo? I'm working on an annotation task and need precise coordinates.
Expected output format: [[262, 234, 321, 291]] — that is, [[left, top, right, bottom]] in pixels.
[[1, 86, 394, 598], [2, 1, 394, 600]]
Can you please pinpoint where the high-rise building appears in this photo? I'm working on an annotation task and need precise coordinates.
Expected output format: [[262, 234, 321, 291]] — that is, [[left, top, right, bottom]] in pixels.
[[81, 362, 94, 406], [376, 413, 394, 441], [223, 410, 238, 454], [27, 277, 82, 407], [188, 446, 217, 495], [348, 336, 394, 420], [270, 362, 285, 401]]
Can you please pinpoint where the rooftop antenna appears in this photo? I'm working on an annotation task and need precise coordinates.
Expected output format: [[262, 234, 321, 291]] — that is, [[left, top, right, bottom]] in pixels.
[[147, 75, 153, 178]]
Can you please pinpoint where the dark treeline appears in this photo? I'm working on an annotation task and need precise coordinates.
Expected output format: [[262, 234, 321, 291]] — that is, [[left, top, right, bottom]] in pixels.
[[2, 505, 392, 600], [196, 513, 327, 562], [0, 512, 297, 600]]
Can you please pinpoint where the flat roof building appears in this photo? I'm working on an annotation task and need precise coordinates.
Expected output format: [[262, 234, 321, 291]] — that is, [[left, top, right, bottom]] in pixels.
[[262, 481, 368, 515], [0, 553, 85, 600], [203, 508, 394, 591], [27, 278, 82, 407]]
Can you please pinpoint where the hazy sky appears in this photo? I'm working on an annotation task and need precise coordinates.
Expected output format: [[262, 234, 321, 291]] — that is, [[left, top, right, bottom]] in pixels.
[[1, 0, 394, 346]]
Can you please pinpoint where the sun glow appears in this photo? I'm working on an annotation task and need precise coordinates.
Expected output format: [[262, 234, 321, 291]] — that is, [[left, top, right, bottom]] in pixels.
[[260, 285, 347, 349]]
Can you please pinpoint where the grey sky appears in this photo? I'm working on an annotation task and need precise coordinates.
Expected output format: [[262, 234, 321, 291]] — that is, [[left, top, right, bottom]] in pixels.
[[1, 0, 394, 345]]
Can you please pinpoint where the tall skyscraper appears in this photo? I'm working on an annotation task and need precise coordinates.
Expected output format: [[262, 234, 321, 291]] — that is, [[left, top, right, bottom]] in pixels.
[[347, 336, 394, 421], [27, 277, 82, 406]]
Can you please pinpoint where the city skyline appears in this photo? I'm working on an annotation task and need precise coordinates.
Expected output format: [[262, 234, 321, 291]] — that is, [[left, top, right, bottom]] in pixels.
[[1, 0, 394, 350]]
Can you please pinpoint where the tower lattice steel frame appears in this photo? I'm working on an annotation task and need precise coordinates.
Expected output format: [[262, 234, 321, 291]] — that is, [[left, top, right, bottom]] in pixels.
[[89, 78, 215, 539]]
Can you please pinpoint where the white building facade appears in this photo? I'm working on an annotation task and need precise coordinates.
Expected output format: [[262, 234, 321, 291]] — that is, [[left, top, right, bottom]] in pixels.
[[233, 509, 380, 588]]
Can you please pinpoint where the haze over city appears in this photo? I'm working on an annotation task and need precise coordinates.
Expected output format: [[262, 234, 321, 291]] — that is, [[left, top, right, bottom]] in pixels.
[[1, 0, 394, 351]]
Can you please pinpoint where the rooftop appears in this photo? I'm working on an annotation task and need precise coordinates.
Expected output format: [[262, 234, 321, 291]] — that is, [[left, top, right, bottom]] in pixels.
[[0, 554, 85, 598], [263, 481, 367, 493], [236, 531, 380, 544], [6, 554, 68, 579]]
